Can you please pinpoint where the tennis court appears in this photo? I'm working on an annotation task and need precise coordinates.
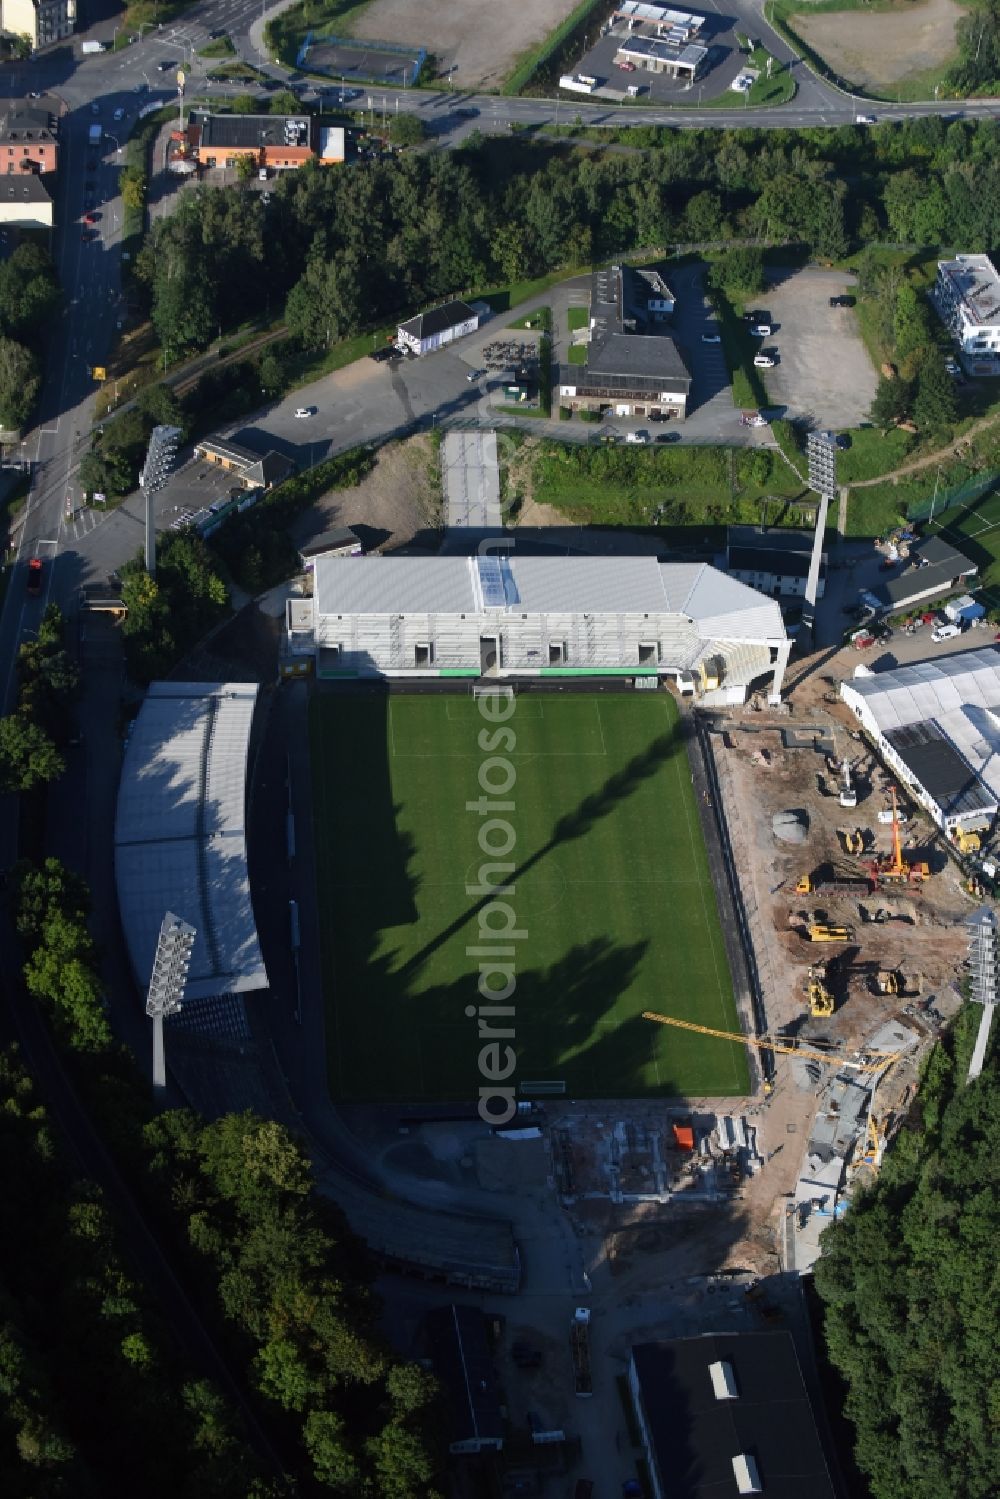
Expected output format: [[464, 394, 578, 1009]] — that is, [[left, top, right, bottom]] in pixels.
[[309, 690, 747, 1104], [928, 486, 1000, 604]]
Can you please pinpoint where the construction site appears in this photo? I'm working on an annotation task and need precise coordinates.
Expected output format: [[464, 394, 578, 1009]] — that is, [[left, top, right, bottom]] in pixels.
[[478, 659, 977, 1291]]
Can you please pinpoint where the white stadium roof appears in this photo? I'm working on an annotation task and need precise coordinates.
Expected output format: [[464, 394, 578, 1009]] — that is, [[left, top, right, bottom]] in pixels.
[[115, 682, 267, 1002], [313, 555, 785, 643]]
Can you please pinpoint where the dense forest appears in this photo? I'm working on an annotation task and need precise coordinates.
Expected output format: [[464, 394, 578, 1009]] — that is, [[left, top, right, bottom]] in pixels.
[[134, 117, 1000, 360], [0, 1046, 270, 1497], [814, 1010, 999, 1499], [5, 856, 445, 1495]]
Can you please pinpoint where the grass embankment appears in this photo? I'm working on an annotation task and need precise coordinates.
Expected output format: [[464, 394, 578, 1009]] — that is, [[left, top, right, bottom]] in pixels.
[[530, 440, 811, 527], [311, 692, 747, 1102], [198, 35, 235, 58]]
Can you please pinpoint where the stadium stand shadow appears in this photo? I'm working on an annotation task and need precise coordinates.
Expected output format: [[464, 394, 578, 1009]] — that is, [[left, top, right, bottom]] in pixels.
[[311, 689, 418, 931]]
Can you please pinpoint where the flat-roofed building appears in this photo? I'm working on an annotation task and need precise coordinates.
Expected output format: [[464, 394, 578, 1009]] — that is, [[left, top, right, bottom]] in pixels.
[[615, 32, 708, 80], [840, 647, 1000, 834], [933, 254, 1000, 374], [629, 1332, 836, 1499], [559, 262, 691, 418], [189, 110, 315, 171]]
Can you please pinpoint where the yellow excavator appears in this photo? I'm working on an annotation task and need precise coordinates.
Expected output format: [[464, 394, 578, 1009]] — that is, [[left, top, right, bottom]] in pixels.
[[808, 924, 853, 942], [806, 964, 835, 1016], [839, 828, 866, 857]]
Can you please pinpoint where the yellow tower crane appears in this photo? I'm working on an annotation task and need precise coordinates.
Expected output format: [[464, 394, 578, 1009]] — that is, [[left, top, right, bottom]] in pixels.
[[642, 1012, 902, 1080]]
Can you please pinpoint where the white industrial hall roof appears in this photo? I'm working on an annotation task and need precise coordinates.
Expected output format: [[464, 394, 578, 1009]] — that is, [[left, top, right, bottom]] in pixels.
[[842, 648, 1000, 808], [312, 554, 785, 643], [114, 682, 267, 1003]]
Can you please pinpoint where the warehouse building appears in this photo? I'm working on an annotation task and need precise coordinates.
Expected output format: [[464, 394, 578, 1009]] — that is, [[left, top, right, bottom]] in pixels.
[[558, 263, 691, 419], [114, 683, 268, 1022], [840, 649, 1000, 835], [285, 551, 790, 702], [629, 1332, 836, 1499], [397, 299, 480, 357]]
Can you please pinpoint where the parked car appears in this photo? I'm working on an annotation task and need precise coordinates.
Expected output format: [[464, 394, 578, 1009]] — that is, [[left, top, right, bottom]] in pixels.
[[701, 331, 721, 344], [466, 368, 484, 382], [113, 107, 125, 121], [753, 353, 775, 368], [616, 60, 636, 71], [293, 407, 313, 419], [751, 322, 772, 337], [26, 557, 42, 595], [931, 622, 962, 642], [625, 430, 650, 444], [656, 431, 681, 443]]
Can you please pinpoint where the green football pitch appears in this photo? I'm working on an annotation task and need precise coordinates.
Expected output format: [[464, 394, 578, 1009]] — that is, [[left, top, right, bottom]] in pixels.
[[309, 691, 748, 1102]]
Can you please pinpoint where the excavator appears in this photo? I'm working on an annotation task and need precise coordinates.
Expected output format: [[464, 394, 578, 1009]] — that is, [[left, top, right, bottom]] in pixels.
[[805, 964, 835, 1017], [838, 828, 866, 857], [807, 923, 854, 942], [871, 786, 930, 886], [642, 1012, 903, 1094]]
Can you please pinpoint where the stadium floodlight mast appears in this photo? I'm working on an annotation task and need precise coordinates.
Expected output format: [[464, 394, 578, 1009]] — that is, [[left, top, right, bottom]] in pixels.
[[140, 424, 182, 577], [146, 911, 196, 1090], [800, 429, 839, 641], [965, 904, 999, 1083]]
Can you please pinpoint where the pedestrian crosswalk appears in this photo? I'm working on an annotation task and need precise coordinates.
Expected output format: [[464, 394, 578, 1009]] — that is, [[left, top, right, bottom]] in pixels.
[[67, 507, 103, 542]]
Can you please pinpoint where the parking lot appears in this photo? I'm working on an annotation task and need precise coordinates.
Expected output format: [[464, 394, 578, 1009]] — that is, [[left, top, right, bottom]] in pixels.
[[755, 266, 878, 430]]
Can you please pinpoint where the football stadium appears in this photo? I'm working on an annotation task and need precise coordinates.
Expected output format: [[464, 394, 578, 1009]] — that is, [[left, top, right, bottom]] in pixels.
[[310, 689, 749, 1104]]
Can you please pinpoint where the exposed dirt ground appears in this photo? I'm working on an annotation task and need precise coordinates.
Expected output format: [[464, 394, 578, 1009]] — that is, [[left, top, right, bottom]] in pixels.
[[795, 0, 962, 92], [291, 432, 443, 555], [721, 656, 972, 1050], [351, 0, 581, 89]]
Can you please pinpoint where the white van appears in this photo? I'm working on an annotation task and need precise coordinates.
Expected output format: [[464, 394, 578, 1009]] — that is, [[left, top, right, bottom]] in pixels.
[[931, 622, 961, 642]]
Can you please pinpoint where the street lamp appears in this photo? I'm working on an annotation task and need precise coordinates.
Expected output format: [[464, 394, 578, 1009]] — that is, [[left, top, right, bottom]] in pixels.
[[146, 911, 196, 1090]]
